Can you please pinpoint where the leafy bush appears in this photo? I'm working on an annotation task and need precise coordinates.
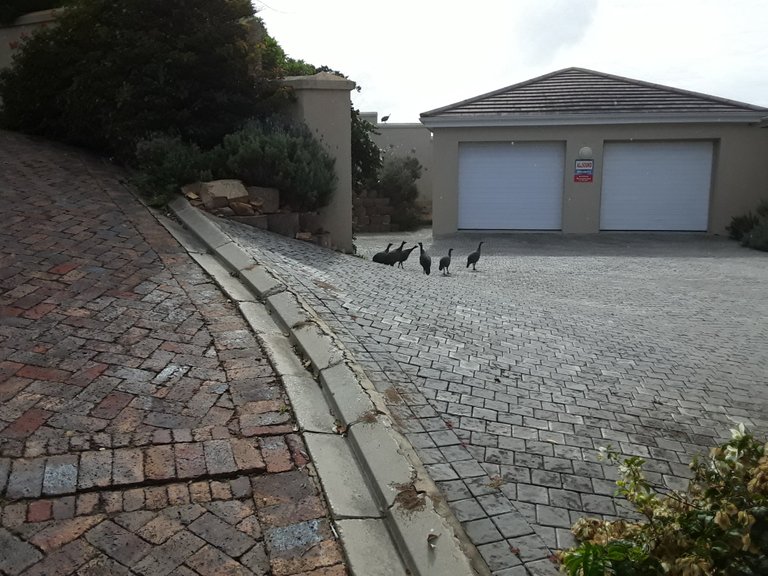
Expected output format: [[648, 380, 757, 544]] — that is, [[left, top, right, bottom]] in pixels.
[[728, 200, 768, 251], [132, 135, 212, 207], [744, 221, 768, 252], [214, 117, 336, 212], [0, 0, 284, 160], [559, 425, 768, 576], [351, 109, 381, 191], [129, 117, 337, 211], [376, 154, 423, 230], [727, 212, 760, 242]]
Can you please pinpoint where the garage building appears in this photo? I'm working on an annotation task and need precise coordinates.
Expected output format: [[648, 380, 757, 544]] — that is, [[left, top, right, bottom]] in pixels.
[[420, 68, 768, 235]]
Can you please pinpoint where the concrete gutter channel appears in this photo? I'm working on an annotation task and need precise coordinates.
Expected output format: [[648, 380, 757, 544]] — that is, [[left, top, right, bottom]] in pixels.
[[165, 197, 489, 576]]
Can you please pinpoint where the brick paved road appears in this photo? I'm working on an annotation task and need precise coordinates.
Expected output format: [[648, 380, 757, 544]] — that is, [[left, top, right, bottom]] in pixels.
[[0, 132, 347, 575], [215, 217, 768, 574]]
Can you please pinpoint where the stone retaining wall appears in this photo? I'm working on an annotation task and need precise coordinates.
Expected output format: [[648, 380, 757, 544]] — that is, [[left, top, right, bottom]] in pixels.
[[352, 190, 393, 233]]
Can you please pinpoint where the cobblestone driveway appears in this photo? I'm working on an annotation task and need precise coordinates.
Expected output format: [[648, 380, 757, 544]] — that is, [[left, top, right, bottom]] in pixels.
[[0, 133, 346, 576], [219, 219, 768, 574]]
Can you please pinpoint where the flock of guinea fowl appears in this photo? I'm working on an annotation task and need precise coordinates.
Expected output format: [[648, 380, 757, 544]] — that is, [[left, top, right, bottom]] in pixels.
[[371, 240, 484, 276]]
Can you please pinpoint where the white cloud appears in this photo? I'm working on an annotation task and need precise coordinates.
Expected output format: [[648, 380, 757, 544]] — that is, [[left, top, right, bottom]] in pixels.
[[256, 0, 768, 121]]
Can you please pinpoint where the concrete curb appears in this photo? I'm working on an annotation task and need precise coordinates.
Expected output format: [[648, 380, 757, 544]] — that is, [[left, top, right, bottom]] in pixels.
[[165, 198, 489, 576]]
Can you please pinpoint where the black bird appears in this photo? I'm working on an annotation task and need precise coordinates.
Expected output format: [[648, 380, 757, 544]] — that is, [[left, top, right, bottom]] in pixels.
[[466, 241, 484, 271], [380, 114, 390, 122], [396, 245, 418, 268], [372, 243, 393, 264], [418, 242, 431, 275], [438, 248, 453, 276], [385, 241, 406, 266]]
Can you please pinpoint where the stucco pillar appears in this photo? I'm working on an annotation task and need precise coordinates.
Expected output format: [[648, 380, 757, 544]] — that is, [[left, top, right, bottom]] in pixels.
[[281, 72, 356, 252]]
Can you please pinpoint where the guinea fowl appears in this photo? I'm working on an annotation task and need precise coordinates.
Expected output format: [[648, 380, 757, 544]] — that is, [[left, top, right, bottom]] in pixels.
[[418, 242, 431, 275], [384, 241, 406, 266], [438, 248, 453, 276], [466, 241, 484, 271], [396, 244, 418, 268], [372, 243, 393, 264]]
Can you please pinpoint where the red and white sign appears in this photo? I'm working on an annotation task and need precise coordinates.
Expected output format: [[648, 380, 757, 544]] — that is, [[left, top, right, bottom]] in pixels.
[[574, 159, 594, 183]]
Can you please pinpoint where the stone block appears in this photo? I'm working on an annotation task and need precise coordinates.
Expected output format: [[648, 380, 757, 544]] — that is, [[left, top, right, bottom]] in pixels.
[[247, 186, 280, 213], [212, 207, 235, 217], [198, 194, 228, 211], [299, 212, 323, 234], [240, 266, 284, 298], [335, 519, 405, 576], [303, 433, 381, 518], [180, 182, 202, 200], [201, 179, 249, 202], [229, 201, 255, 216], [267, 212, 300, 238], [230, 215, 268, 229]]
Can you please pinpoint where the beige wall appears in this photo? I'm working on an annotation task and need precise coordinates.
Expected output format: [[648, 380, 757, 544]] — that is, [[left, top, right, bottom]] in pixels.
[[430, 122, 768, 235], [282, 73, 356, 252], [0, 10, 57, 71]]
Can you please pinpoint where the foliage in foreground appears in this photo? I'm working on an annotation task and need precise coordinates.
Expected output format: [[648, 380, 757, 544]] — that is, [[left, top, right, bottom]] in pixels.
[[727, 200, 768, 252], [559, 425, 768, 576], [0, 0, 285, 160], [2, 0, 376, 211]]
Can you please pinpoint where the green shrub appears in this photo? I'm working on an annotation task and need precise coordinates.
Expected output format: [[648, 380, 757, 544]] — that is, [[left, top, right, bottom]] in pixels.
[[376, 154, 423, 230], [727, 199, 768, 252], [558, 425, 768, 576], [0, 0, 284, 160], [215, 117, 336, 212], [744, 220, 768, 252], [132, 135, 212, 206], [727, 212, 760, 242], [351, 109, 381, 191]]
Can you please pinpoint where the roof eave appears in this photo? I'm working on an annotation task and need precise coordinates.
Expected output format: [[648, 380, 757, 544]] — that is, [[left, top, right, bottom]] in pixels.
[[419, 112, 766, 128]]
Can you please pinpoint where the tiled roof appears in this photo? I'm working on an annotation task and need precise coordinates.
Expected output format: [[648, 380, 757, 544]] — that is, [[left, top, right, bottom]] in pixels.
[[420, 68, 767, 124]]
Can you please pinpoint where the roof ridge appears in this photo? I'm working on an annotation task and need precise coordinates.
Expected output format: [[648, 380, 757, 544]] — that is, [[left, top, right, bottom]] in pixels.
[[565, 67, 767, 112], [420, 67, 767, 119]]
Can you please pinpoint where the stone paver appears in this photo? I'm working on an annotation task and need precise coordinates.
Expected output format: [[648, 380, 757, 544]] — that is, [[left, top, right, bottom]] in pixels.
[[0, 132, 347, 575], [213, 210, 768, 574]]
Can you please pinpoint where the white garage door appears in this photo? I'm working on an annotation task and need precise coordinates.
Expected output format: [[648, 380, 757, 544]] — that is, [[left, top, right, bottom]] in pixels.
[[600, 141, 713, 231], [458, 142, 564, 230]]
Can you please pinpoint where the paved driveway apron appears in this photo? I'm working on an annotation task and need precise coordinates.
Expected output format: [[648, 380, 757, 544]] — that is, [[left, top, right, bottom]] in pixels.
[[216, 219, 768, 574], [0, 132, 346, 576]]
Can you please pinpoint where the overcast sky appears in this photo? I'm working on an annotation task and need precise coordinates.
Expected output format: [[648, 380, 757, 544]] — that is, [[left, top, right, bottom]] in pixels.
[[255, 0, 768, 123]]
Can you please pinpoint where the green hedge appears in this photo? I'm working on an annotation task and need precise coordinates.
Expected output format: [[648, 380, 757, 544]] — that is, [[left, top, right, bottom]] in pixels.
[[132, 117, 337, 211], [375, 155, 423, 230], [727, 199, 768, 252], [216, 118, 337, 212], [0, 0, 283, 159]]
